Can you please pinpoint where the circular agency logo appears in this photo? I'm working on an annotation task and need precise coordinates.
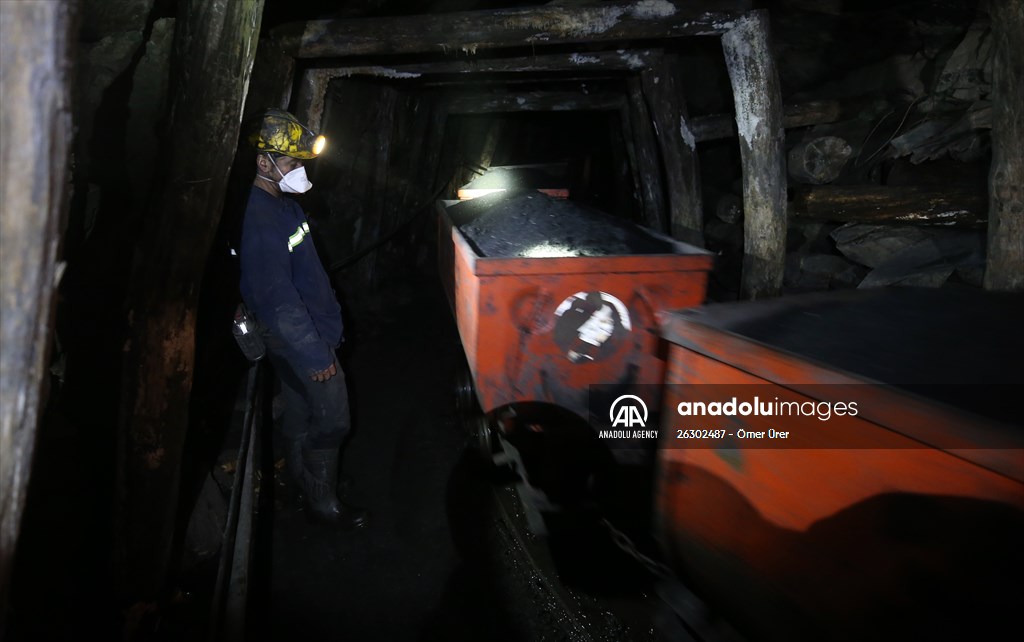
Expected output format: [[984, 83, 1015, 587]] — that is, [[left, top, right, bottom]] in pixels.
[[610, 394, 648, 428]]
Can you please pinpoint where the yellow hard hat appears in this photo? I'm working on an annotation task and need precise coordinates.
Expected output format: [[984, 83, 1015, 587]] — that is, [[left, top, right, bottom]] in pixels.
[[249, 108, 326, 159]]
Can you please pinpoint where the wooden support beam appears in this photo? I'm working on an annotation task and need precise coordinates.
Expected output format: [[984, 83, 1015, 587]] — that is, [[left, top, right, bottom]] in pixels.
[[722, 10, 786, 300], [445, 90, 626, 114], [243, 37, 295, 121], [423, 94, 451, 200], [0, 0, 75, 609], [312, 49, 665, 78], [689, 99, 842, 142], [627, 76, 667, 231], [359, 85, 399, 292], [479, 118, 504, 171], [984, 0, 1023, 291], [118, 0, 263, 600], [419, 76, 621, 88], [790, 185, 988, 227], [291, 51, 665, 126], [641, 55, 704, 245], [273, 1, 751, 58], [618, 101, 645, 219], [319, 80, 409, 283], [293, 68, 332, 133], [405, 93, 449, 209]]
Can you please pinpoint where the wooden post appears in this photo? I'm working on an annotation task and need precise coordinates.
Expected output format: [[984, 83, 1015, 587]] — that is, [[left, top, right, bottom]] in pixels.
[[641, 55, 704, 245], [0, 0, 75, 614], [627, 76, 667, 232], [357, 84, 399, 293], [401, 92, 448, 255], [479, 118, 504, 171], [243, 37, 295, 121], [117, 0, 263, 601], [293, 68, 331, 133], [617, 104, 644, 221], [984, 0, 1023, 291], [423, 92, 450, 201], [722, 10, 786, 300]]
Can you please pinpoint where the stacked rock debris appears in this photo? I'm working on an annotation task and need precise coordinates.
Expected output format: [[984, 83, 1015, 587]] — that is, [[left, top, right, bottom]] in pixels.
[[450, 189, 673, 258]]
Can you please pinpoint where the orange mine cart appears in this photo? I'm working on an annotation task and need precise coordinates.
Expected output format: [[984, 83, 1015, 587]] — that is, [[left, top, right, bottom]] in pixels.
[[655, 287, 1024, 641], [437, 191, 713, 423]]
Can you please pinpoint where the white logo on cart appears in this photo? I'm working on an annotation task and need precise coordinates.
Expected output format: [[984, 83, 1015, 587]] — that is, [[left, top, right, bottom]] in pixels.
[[553, 291, 632, 363], [610, 395, 648, 428]]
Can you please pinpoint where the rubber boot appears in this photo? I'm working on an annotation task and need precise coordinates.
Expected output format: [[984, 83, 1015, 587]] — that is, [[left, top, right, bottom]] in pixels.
[[284, 437, 352, 508], [284, 435, 307, 507], [301, 448, 369, 529]]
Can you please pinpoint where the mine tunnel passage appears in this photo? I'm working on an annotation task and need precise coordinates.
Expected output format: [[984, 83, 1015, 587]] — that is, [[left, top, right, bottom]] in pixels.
[[234, 83, 690, 640], [5, 1, 1022, 641]]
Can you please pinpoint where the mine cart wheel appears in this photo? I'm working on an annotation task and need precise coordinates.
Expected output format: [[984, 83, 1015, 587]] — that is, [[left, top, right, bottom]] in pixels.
[[471, 413, 518, 481], [474, 413, 498, 463], [454, 361, 477, 423]]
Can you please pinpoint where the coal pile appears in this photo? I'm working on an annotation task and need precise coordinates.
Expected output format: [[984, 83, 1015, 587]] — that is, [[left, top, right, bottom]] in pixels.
[[449, 189, 674, 258]]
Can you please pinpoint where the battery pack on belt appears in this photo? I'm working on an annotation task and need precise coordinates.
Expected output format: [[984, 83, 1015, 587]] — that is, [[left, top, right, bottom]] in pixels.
[[232, 302, 266, 362]]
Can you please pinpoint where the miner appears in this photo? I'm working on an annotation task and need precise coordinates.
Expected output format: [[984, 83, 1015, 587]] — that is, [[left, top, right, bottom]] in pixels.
[[239, 108, 368, 529]]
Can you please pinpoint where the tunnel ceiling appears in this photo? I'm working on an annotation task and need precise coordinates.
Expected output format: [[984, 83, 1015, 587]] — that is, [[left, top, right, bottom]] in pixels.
[[76, 0, 985, 120], [262, 0, 976, 24], [262, 0, 981, 104]]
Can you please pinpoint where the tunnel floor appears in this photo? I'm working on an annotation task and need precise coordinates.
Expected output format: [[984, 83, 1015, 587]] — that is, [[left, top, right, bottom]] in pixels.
[[3, 261, 669, 642], [216, 267, 664, 642]]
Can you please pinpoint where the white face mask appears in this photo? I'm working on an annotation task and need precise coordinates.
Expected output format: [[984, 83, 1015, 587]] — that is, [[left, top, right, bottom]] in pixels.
[[261, 154, 313, 194]]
